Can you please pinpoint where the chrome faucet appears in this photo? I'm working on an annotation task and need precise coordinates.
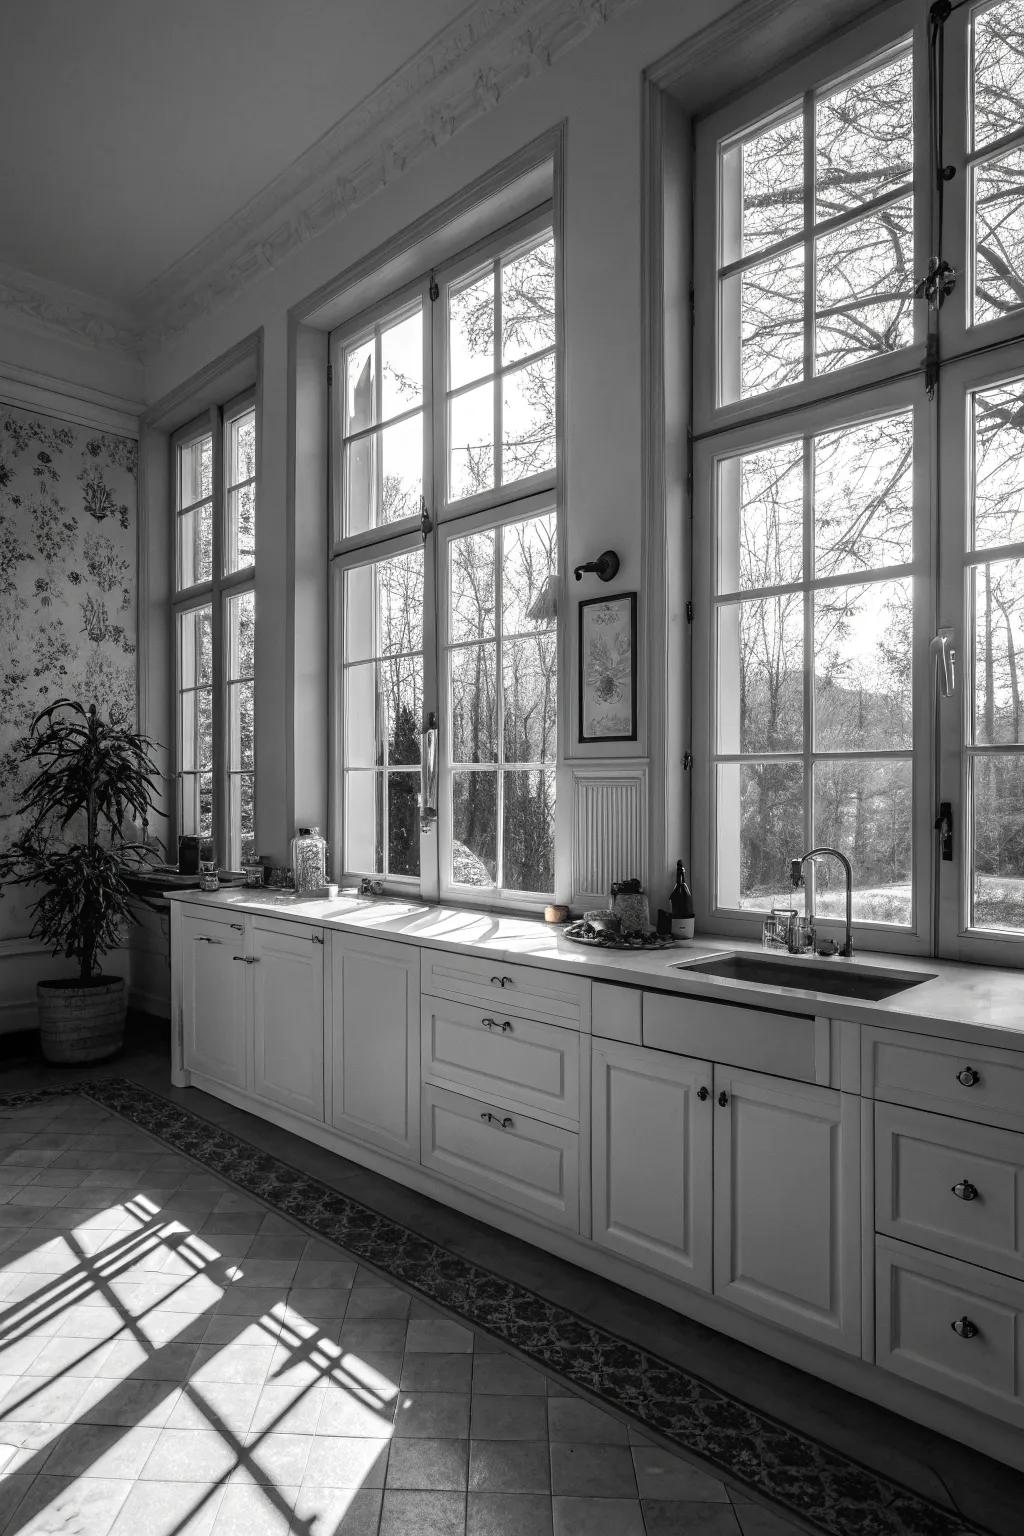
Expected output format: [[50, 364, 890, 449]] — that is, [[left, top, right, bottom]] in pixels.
[[790, 847, 854, 958]]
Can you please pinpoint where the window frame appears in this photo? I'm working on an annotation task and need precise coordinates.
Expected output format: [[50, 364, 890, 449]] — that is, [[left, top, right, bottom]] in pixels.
[[170, 388, 257, 870], [691, 0, 1024, 963], [328, 204, 565, 909]]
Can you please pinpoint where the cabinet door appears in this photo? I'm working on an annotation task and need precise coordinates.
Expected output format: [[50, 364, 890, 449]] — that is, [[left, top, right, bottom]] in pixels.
[[180, 909, 249, 1089], [330, 932, 420, 1160], [713, 1068, 861, 1354], [592, 1041, 712, 1289], [252, 920, 325, 1121]]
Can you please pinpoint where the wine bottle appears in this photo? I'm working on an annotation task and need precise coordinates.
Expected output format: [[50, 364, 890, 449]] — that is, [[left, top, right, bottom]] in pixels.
[[669, 860, 695, 940]]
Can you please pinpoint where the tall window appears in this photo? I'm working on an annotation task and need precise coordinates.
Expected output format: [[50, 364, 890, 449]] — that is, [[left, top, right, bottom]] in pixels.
[[172, 394, 257, 870], [694, 0, 1024, 960], [331, 213, 560, 905]]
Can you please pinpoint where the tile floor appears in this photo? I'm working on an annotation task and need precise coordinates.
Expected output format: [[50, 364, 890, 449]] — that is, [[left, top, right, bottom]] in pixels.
[[0, 1093, 788, 1536]]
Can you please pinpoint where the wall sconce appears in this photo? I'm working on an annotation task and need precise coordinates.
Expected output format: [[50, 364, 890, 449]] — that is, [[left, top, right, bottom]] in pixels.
[[573, 550, 620, 583]]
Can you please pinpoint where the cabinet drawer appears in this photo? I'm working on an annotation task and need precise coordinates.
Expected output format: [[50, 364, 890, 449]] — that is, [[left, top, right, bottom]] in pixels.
[[643, 991, 827, 1085], [420, 951, 589, 1030], [876, 1237, 1024, 1428], [865, 1028, 1024, 1133], [421, 1084, 579, 1232], [875, 1103, 1024, 1281], [422, 997, 579, 1122]]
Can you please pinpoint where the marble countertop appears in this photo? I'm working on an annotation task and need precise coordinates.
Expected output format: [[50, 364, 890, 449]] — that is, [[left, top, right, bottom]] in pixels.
[[167, 887, 1024, 1051]]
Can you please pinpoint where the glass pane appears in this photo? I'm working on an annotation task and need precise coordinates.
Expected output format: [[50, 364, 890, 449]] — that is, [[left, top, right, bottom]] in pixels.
[[502, 355, 556, 483], [226, 483, 255, 572], [813, 758, 912, 925], [502, 512, 558, 634], [450, 644, 497, 763], [381, 655, 422, 765], [730, 112, 803, 259], [345, 338, 375, 435], [451, 771, 497, 887], [815, 197, 914, 373], [381, 414, 422, 525], [381, 308, 423, 420], [179, 687, 213, 773], [227, 590, 254, 681], [178, 434, 212, 508], [449, 529, 496, 643], [345, 550, 423, 664], [449, 268, 494, 389], [232, 772, 255, 857], [722, 244, 804, 401], [228, 680, 254, 772], [501, 238, 556, 364], [717, 595, 803, 754], [228, 409, 255, 487], [176, 499, 213, 589], [178, 605, 213, 688], [973, 147, 1024, 325], [503, 769, 555, 892], [814, 579, 913, 751], [178, 772, 213, 841], [717, 440, 803, 593], [972, 379, 1024, 548], [815, 52, 913, 220], [343, 432, 374, 538], [345, 770, 383, 874], [971, 752, 1024, 930], [345, 662, 382, 769], [503, 634, 557, 764], [717, 760, 804, 911], [973, 0, 1024, 149], [387, 771, 420, 877], [814, 413, 913, 577], [972, 559, 1024, 745], [449, 382, 494, 500]]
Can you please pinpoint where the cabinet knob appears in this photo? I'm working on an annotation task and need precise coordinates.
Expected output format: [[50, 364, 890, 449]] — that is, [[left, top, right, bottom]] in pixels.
[[951, 1315, 979, 1339], [697, 1086, 710, 1102], [482, 1017, 495, 1030], [952, 1179, 979, 1202], [311, 934, 324, 945], [956, 1066, 980, 1087], [718, 1090, 729, 1107]]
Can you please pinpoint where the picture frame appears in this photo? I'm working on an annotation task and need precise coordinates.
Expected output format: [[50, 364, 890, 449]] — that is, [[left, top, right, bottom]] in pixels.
[[578, 592, 637, 742]]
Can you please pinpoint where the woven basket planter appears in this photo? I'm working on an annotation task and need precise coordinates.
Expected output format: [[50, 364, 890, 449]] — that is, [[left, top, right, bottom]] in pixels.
[[37, 976, 126, 1064]]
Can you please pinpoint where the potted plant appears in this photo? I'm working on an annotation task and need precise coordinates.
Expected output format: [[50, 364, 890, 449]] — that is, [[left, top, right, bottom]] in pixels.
[[0, 698, 162, 1063]]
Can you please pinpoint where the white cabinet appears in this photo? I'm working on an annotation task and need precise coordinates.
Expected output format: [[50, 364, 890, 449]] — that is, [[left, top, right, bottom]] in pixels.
[[330, 931, 420, 1161], [591, 1039, 712, 1289], [591, 1046, 860, 1352], [713, 1067, 861, 1354], [252, 919, 325, 1121], [179, 907, 249, 1090], [421, 1082, 580, 1231]]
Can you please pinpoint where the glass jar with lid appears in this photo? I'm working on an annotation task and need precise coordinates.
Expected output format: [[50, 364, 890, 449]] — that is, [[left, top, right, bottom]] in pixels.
[[290, 826, 327, 896]]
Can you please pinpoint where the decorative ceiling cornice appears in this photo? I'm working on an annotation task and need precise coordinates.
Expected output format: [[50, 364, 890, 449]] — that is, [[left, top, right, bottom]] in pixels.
[[137, 0, 640, 348], [1, 0, 638, 364], [0, 262, 143, 359]]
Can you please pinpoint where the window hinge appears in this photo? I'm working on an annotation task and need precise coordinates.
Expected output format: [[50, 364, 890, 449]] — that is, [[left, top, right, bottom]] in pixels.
[[420, 497, 433, 541], [688, 284, 695, 330], [326, 363, 333, 387], [429, 272, 439, 302], [683, 751, 693, 771], [686, 600, 694, 624], [935, 801, 953, 861]]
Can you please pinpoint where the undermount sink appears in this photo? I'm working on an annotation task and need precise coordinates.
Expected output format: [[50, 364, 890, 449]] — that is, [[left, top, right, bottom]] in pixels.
[[674, 952, 935, 1002]]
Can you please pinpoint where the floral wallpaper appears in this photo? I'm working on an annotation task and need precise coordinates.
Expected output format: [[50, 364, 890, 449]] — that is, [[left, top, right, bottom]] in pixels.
[[0, 404, 138, 940]]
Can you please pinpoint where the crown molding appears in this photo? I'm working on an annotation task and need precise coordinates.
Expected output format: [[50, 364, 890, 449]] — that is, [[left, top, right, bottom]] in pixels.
[[0, 0, 637, 365], [138, 0, 639, 349], [0, 261, 143, 360], [0, 361, 142, 435]]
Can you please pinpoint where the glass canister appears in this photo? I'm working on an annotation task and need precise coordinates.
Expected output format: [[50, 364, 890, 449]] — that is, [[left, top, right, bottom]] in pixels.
[[290, 826, 327, 896], [610, 878, 650, 934]]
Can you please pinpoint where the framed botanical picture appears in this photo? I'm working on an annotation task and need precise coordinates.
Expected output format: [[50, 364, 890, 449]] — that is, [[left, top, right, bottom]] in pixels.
[[578, 592, 637, 742]]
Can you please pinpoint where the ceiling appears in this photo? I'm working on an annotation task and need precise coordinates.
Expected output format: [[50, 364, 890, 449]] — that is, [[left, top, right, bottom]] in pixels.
[[0, 0, 475, 309]]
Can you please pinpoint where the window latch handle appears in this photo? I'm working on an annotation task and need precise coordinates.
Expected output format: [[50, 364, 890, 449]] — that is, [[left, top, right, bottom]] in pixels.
[[420, 711, 438, 831], [930, 629, 957, 698]]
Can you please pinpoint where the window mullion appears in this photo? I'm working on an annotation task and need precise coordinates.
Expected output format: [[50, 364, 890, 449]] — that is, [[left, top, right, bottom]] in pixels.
[[209, 406, 228, 868], [802, 433, 815, 895], [495, 522, 505, 892], [802, 88, 815, 386]]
